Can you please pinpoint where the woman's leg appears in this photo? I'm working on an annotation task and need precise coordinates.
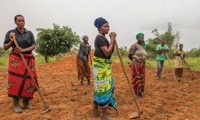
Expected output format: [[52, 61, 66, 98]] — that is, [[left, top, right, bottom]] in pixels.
[[102, 107, 115, 120], [80, 79, 84, 86], [92, 103, 99, 116], [23, 99, 34, 109], [87, 79, 91, 85], [13, 97, 23, 113]]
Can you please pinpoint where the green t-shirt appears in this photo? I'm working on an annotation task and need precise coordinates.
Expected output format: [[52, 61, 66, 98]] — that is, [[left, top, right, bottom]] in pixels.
[[156, 44, 168, 61]]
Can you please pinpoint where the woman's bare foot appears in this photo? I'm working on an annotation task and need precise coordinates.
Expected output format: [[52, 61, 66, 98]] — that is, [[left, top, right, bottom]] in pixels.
[[92, 109, 101, 117], [102, 107, 115, 120], [93, 104, 101, 117]]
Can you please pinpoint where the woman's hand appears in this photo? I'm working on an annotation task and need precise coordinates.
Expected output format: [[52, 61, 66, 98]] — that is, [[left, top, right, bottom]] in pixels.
[[15, 47, 25, 53], [109, 32, 117, 39], [9, 32, 15, 41]]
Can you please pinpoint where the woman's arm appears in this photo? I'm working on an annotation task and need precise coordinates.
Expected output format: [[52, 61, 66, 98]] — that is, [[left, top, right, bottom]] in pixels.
[[128, 44, 137, 61], [3, 41, 13, 50], [3, 32, 14, 50], [128, 54, 133, 60], [15, 44, 35, 53], [100, 32, 116, 57]]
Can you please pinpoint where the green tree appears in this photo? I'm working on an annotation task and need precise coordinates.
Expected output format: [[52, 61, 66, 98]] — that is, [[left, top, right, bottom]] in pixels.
[[36, 24, 81, 63], [146, 38, 161, 59], [146, 22, 181, 59], [186, 48, 200, 57]]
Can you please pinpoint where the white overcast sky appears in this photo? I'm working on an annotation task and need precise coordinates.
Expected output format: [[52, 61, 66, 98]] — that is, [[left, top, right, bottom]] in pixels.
[[1, 0, 200, 51]]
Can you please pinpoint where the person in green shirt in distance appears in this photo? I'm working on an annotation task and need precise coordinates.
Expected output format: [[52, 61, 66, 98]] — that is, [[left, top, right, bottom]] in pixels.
[[156, 40, 169, 80]]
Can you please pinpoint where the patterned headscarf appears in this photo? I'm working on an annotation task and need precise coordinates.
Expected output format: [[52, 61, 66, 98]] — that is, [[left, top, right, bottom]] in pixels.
[[94, 17, 108, 29]]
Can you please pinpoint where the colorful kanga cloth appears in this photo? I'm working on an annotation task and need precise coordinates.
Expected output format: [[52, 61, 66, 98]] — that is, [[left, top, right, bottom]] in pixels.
[[92, 56, 117, 110], [77, 57, 91, 81], [8, 51, 38, 99], [130, 59, 145, 94]]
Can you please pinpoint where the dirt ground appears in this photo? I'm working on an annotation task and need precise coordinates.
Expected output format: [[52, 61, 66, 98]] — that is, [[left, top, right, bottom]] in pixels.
[[0, 54, 200, 120]]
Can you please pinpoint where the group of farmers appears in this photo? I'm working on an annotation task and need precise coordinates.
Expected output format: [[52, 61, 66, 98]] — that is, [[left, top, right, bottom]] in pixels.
[[3, 15, 185, 120]]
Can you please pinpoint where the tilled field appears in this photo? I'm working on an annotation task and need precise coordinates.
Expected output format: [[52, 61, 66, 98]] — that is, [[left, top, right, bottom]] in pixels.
[[0, 54, 200, 120]]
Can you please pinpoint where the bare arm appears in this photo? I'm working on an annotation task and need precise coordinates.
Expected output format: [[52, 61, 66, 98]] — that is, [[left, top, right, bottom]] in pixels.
[[17, 44, 36, 53], [128, 44, 137, 61], [128, 54, 133, 61], [100, 32, 116, 57], [3, 41, 13, 50], [3, 32, 15, 50]]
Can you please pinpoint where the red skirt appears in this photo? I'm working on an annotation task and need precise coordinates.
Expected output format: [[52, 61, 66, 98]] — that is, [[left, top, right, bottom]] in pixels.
[[8, 51, 38, 99], [77, 57, 91, 81], [130, 59, 145, 93]]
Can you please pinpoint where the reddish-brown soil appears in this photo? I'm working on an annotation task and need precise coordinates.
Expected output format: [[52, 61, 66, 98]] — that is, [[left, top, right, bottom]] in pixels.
[[0, 54, 200, 120]]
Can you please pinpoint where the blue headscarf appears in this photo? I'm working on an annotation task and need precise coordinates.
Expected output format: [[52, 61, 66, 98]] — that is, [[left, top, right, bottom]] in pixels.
[[94, 17, 108, 28]]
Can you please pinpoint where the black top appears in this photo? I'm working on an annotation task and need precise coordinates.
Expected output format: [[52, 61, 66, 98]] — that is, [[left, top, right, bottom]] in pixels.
[[4, 28, 36, 54], [77, 42, 91, 61], [94, 34, 111, 59]]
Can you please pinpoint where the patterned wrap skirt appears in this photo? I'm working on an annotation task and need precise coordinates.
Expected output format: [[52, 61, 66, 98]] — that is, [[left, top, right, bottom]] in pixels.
[[92, 56, 117, 110], [77, 57, 91, 81], [130, 59, 145, 94], [8, 51, 38, 99]]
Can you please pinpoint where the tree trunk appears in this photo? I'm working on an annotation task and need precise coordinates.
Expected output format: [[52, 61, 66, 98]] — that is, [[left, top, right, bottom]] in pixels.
[[45, 55, 48, 63]]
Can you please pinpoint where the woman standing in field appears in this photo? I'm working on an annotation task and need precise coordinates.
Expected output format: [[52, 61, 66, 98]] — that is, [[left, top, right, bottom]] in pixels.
[[92, 17, 117, 120], [77, 35, 91, 85], [3, 15, 38, 113], [174, 44, 185, 78], [128, 33, 147, 97]]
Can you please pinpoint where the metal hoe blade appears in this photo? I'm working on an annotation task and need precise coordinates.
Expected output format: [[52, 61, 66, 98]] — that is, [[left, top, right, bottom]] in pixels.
[[128, 111, 143, 119], [41, 107, 51, 114]]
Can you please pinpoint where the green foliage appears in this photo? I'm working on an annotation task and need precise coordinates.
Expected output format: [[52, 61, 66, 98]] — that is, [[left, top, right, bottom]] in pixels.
[[0, 47, 7, 57], [0, 47, 4, 56], [146, 38, 160, 59], [35, 55, 58, 64], [145, 57, 200, 70], [185, 48, 200, 57], [0, 48, 11, 69], [0, 56, 8, 69], [112, 46, 129, 58], [0, 55, 58, 70], [112, 56, 200, 70], [36, 23, 81, 63], [146, 22, 180, 59], [112, 56, 130, 64], [185, 57, 200, 70]]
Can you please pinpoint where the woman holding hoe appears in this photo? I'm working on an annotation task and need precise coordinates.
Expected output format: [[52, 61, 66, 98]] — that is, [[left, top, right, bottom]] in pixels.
[[92, 17, 117, 120]]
